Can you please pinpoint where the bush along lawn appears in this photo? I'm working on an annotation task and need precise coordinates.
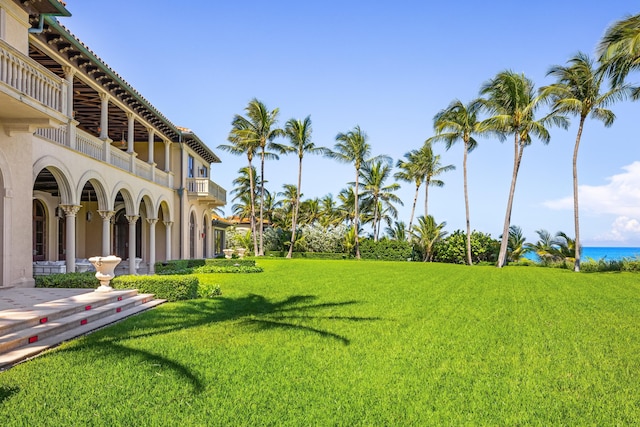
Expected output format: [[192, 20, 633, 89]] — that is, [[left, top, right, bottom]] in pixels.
[[2, 259, 640, 425]]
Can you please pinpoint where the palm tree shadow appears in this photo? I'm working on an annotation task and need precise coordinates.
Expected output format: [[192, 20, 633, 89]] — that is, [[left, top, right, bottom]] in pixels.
[[0, 385, 19, 405], [51, 293, 381, 395]]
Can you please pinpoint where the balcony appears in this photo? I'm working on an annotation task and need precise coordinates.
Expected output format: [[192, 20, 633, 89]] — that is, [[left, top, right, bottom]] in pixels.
[[186, 178, 226, 205], [0, 39, 67, 126], [35, 127, 173, 189]]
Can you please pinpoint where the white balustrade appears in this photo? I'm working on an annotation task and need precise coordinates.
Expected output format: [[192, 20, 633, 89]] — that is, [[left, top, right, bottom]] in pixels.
[[35, 127, 68, 146]]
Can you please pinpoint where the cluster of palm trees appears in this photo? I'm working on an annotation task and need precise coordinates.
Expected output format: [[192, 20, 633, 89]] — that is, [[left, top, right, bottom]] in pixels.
[[218, 14, 640, 269]]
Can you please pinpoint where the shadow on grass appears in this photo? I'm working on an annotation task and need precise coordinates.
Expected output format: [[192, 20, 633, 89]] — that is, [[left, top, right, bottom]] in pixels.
[[52, 294, 380, 395], [0, 385, 19, 405]]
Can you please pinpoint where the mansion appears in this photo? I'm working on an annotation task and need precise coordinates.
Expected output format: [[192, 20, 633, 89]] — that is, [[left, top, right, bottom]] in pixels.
[[0, 0, 227, 287]]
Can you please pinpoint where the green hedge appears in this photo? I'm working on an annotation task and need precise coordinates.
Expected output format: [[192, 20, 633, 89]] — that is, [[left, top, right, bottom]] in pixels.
[[112, 275, 199, 301], [35, 272, 96, 288], [266, 251, 347, 260], [205, 259, 256, 267], [359, 239, 414, 261], [155, 259, 206, 274], [193, 265, 263, 274]]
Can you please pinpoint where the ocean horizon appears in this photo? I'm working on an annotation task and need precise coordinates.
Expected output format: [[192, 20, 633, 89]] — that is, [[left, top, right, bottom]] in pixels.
[[581, 247, 640, 261], [525, 247, 640, 262]]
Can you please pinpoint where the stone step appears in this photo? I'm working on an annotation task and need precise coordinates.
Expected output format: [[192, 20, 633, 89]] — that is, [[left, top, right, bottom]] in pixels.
[[0, 289, 139, 337], [0, 298, 165, 370]]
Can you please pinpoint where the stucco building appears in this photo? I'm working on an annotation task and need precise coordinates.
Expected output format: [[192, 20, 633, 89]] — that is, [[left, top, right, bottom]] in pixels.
[[0, 0, 226, 287]]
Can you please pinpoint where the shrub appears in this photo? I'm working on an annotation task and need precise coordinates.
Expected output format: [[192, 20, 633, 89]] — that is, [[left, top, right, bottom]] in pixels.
[[111, 275, 199, 301], [155, 259, 209, 274], [198, 282, 222, 298], [205, 259, 256, 267], [192, 265, 263, 274], [359, 239, 414, 261], [35, 272, 96, 289], [433, 230, 499, 264], [291, 252, 347, 260]]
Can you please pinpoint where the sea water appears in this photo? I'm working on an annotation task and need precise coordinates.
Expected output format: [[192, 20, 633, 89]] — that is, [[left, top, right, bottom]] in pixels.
[[581, 247, 640, 261]]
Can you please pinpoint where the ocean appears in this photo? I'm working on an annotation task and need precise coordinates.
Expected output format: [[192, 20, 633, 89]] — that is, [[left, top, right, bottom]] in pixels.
[[524, 247, 640, 262], [581, 247, 640, 261]]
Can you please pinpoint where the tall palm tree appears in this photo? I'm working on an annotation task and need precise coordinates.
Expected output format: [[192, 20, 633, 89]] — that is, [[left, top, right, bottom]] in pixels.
[[432, 100, 482, 266], [360, 159, 402, 241], [327, 126, 372, 259], [277, 116, 326, 258], [232, 99, 283, 256], [276, 183, 299, 230], [412, 215, 447, 262], [598, 14, 640, 89], [540, 52, 629, 271], [219, 119, 259, 255], [480, 71, 568, 267]]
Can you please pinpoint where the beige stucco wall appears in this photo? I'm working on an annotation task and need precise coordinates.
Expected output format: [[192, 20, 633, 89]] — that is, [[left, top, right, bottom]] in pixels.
[[0, 1, 29, 54]]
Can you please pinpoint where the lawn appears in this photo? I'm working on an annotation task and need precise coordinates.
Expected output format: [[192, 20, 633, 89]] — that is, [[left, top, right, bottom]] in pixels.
[[1, 259, 639, 425]]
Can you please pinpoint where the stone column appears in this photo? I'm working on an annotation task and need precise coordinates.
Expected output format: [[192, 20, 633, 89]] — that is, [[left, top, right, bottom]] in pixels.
[[127, 113, 135, 154], [147, 218, 158, 274], [163, 140, 171, 172], [164, 221, 173, 261], [126, 215, 139, 275], [63, 66, 75, 118], [98, 210, 115, 256], [60, 205, 81, 273], [99, 93, 109, 140], [147, 127, 155, 165], [205, 215, 213, 259]]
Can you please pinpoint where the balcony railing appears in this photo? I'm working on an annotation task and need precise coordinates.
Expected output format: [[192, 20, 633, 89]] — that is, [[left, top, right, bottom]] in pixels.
[[35, 127, 173, 189], [186, 178, 226, 204], [0, 39, 67, 114]]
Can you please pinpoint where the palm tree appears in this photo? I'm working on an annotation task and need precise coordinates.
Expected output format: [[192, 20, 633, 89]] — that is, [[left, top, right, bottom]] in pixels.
[[506, 225, 528, 262], [327, 126, 373, 259], [386, 221, 408, 241], [541, 53, 630, 272], [232, 99, 283, 256], [299, 198, 321, 225], [598, 14, 640, 89], [319, 194, 341, 227], [412, 215, 447, 262], [275, 183, 299, 230], [524, 229, 558, 265], [337, 186, 357, 227], [480, 71, 568, 267], [219, 119, 259, 255], [360, 159, 402, 241], [277, 116, 326, 258], [431, 100, 482, 266]]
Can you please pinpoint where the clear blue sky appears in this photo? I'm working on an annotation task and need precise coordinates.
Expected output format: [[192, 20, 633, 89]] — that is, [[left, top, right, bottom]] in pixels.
[[61, 1, 640, 246]]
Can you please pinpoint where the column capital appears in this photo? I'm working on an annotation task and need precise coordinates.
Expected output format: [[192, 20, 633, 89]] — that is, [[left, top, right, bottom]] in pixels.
[[146, 218, 158, 226], [163, 221, 174, 228], [62, 66, 76, 79], [147, 127, 155, 135], [60, 204, 82, 217], [97, 210, 115, 221], [125, 215, 139, 225], [127, 112, 134, 120], [99, 92, 110, 102]]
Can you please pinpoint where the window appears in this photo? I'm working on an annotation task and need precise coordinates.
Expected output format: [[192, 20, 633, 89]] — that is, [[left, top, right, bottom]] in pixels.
[[188, 155, 194, 178]]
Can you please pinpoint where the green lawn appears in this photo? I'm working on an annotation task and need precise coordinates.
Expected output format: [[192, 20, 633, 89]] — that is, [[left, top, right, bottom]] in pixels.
[[1, 259, 639, 425]]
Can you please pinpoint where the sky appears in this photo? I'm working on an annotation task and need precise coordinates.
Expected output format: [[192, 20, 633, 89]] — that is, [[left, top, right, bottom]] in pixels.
[[59, 1, 640, 246]]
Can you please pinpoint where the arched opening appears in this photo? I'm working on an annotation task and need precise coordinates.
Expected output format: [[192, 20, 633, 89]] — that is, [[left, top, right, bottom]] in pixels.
[[33, 199, 47, 261], [113, 209, 141, 261], [202, 212, 208, 258], [189, 211, 196, 259]]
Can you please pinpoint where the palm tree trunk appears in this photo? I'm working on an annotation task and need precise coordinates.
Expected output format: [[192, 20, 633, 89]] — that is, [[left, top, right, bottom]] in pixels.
[[373, 196, 379, 242], [497, 136, 524, 267], [573, 116, 585, 272], [354, 168, 361, 259], [424, 179, 429, 217], [258, 148, 265, 256], [287, 157, 303, 259], [463, 142, 472, 266], [408, 184, 419, 233], [247, 157, 259, 256]]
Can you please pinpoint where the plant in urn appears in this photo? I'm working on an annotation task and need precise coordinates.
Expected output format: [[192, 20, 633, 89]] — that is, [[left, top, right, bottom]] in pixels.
[[89, 255, 122, 292]]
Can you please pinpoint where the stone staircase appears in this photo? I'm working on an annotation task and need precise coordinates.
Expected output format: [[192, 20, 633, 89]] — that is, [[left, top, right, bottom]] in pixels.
[[0, 289, 165, 370]]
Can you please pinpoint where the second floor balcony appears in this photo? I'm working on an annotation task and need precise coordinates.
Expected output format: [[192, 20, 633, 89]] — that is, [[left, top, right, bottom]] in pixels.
[[186, 178, 226, 205]]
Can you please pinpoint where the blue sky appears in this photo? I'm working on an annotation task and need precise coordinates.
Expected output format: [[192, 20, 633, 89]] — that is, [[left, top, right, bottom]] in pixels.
[[61, 1, 640, 246]]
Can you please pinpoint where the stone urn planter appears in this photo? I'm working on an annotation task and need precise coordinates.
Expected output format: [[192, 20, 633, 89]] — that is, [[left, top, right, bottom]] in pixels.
[[89, 255, 122, 292], [236, 248, 246, 259], [223, 248, 234, 259]]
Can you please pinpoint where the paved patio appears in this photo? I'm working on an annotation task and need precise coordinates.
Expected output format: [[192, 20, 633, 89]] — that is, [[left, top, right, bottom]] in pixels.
[[0, 288, 93, 312]]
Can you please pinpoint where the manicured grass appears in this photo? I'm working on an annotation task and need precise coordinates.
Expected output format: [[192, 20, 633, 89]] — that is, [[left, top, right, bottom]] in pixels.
[[1, 259, 640, 425]]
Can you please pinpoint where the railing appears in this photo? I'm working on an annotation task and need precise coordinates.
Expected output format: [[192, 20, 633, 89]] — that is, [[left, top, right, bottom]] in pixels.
[[137, 161, 152, 181], [35, 127, 68, 147], [110, 148, 131, 172], [0, 39, 67, 113], [76, 130, 104, 161], [187, 178, 227, 204]]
